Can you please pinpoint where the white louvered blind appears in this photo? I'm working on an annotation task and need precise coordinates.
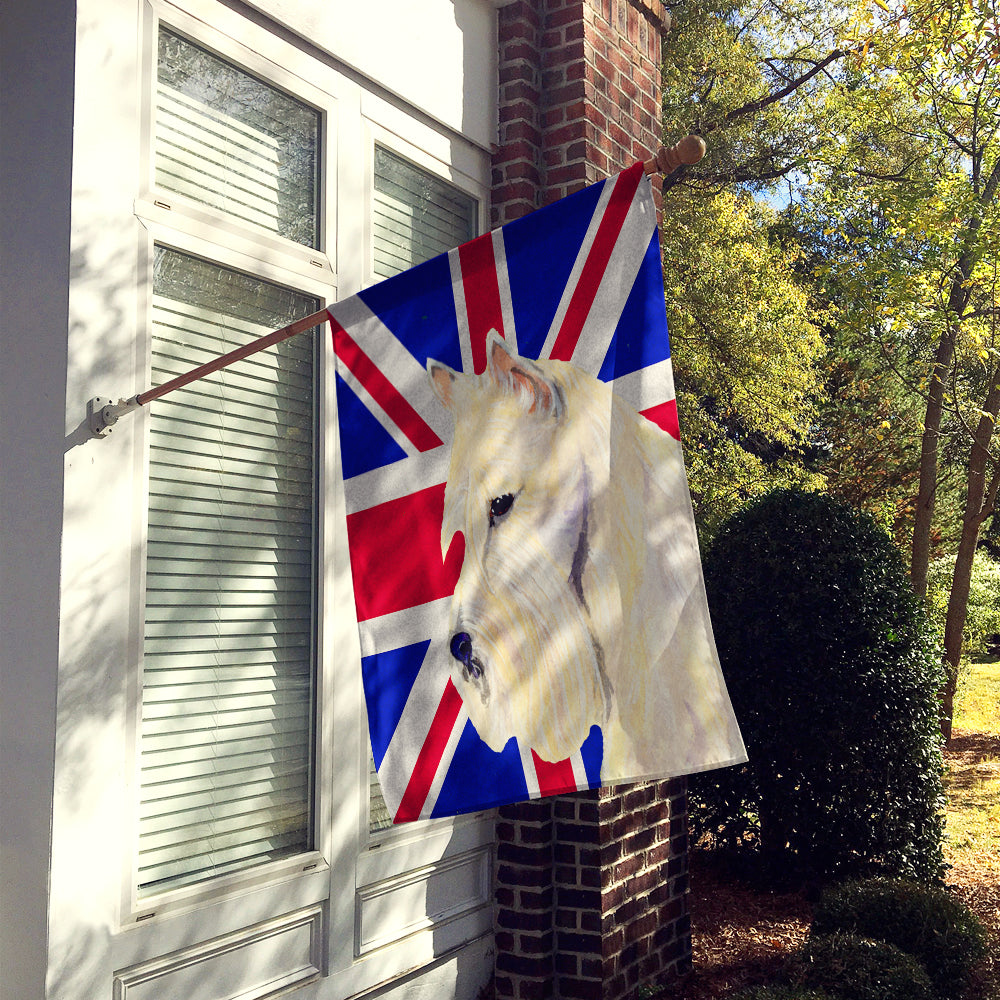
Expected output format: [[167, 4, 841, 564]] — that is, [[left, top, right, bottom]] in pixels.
[[138, 248, 319, 895], [156, 28, 320, 248], [367, 148, 477, 833], [372, 146, 477, 281]]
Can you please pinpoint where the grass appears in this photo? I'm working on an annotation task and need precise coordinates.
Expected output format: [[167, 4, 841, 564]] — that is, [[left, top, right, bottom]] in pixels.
[[946, 660, 1000, 869], [955, 659, 1000, 734], [943, 658, 1000, 1000]]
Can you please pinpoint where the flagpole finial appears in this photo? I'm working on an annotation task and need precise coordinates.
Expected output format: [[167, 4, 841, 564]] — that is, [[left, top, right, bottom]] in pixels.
[[644, 135, 706, 176]]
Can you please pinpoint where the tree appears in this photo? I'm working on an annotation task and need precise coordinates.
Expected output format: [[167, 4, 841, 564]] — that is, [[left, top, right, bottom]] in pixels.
[[800, 0, 1000, 735], [658, 1, 849, 537], [660, 0, 999, 737], [927, 548, 1000, 659], [660, 188, 826, 538], [661, 0, 854, 194]]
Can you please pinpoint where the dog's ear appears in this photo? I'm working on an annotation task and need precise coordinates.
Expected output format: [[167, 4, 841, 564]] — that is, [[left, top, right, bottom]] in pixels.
[[486, 331, 562, 417], [428, 358, 458, 410]]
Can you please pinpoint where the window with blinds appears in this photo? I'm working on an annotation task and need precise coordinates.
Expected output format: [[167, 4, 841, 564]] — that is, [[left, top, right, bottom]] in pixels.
[[367, 147, 477, 833], [137, 248, 319, 896], [155, 27, 320, 248], [372, 146, 477, 281]]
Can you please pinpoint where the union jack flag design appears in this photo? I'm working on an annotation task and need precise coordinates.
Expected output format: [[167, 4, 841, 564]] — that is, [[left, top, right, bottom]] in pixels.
[[330, 162, 686, 822]]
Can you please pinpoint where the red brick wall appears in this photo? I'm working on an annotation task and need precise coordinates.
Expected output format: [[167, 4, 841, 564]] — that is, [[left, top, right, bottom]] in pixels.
[[492, 0, 667, 228], [494, 782, 690, 1000], [490, 5, 691, 998]]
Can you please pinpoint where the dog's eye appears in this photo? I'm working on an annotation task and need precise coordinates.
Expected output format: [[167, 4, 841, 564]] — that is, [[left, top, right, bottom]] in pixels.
[[489, 493, 514, 526]]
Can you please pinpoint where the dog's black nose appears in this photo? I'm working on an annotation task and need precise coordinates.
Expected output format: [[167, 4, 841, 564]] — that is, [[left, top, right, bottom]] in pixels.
[[450, 632, 473, 667], [450, 632, 483, 679]]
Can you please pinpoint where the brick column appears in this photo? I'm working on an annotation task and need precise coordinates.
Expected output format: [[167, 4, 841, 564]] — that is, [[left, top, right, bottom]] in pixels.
[[493, 0, 544, 227], [495, 800, 557, 999], [494, 782, 690, 1000], [493, 0, 667, 227], [491, 3, 692, 999]]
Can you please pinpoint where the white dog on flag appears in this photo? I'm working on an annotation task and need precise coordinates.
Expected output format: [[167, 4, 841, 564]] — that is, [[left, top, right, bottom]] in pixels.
[[427, 332, 744, 781]]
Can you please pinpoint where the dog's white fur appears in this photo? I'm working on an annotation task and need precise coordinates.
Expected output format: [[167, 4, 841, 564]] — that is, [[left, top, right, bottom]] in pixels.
[[428, 333, 744, 780]]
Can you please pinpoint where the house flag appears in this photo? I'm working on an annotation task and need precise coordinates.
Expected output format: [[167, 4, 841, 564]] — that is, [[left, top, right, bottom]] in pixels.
[[331, 161, 746, 823]]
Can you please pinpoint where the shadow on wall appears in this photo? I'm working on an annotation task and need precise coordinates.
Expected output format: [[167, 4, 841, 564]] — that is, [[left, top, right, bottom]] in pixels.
[[45, 224, 152, 999]]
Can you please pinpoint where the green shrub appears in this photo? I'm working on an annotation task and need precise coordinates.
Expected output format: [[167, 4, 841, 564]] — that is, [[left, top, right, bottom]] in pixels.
[[691, 489, 947, 882], [792, 933, 934, 1000], [812, 878, 988, 998]]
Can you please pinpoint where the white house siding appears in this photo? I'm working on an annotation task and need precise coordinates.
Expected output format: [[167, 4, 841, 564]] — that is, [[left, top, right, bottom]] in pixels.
[[242, 0, 498, 153], [0, 0, 76, 996], [0, 1, 499, 997]]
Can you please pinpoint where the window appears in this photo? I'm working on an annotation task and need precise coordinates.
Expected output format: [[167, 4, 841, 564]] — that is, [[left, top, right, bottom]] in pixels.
[[372, 146, 477, 280], [155, 28, 320, 247], [138, 248, 319, 895], [136, 26, 323, 898], [118, 6, 493, 991]]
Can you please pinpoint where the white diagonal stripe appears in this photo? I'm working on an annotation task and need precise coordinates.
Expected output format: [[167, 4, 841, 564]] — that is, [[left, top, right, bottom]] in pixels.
[[371, 647, 452, 816], [568, 181, 657, 374], [493, 227, 518, 355], [539, 174, 618, 362], [609, 357, 675, 414], [520, 742, 541, 800], [330, 295, 454, 445], [449, 248, 475, 376], [569, 750, 588, 791], [336, 361, 421, 463], [418, 703, 470, 820]]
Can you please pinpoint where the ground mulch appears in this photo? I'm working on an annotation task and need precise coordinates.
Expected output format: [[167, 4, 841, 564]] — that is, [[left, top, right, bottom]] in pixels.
[[655, 850, 814, 999], [943, 728, 1000, 1000], [657, 734, 1000, 1000]]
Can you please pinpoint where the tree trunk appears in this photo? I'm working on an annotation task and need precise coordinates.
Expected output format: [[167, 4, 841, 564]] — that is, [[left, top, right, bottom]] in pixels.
[[910, 329, 955, 598], [910, 160, 1000, 597], [940, 373, 1000, 741]]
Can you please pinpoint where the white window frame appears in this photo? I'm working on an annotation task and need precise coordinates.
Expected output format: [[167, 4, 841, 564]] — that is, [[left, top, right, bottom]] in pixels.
[[360, 117, 486, 844], [111, 0, 496, 992], [330, 89, 498, 994], [122, 224, 337, 925], [124, 0, 340, 931]]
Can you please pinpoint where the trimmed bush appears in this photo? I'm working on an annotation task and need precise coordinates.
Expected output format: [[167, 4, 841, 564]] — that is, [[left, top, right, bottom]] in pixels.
[[691, 489, 946, 882], [792, 933, 934, 1000], [812, 878, 988, 998]]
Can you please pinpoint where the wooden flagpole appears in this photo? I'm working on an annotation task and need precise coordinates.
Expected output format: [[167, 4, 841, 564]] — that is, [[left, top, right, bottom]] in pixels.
[[88, 308, 332, 436], [88, 137, 705, 437], [642, 134, 706, 176], [136, 307, 331, 406]]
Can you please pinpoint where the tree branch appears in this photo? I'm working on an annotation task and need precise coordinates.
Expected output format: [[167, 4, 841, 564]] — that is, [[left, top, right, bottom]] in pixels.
[[663, 159, 803, 193], [701, 49, 848, 134], [852, 165, 919, 183]]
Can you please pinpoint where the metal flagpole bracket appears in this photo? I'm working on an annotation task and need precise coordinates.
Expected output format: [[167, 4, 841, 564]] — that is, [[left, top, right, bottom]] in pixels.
[[88, 395, 141, 438]]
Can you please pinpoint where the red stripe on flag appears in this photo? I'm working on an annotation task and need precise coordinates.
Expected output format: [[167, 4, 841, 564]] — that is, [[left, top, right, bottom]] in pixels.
[[331, 319, 443, 452], [394, 678, 464, 823], [458, 233, 505, 373], [346, 484, 465, 621], [641, 398, 681, 441], [549, 162, 646, 362], [530, 750, 580, 797]]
